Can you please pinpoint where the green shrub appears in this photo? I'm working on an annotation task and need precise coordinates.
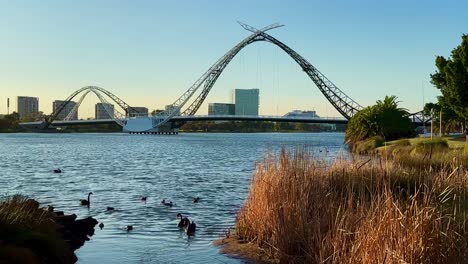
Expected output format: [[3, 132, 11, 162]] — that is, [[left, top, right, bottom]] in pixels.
[[412, 139, 449, 155], [394, 139, 411, 146], [353, 136, 384, 154], [345, 95, 416, 146]]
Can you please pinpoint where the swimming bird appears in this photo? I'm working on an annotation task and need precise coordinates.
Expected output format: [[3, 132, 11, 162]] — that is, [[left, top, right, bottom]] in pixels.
[[161, 199, 173, 207], [53, 169, 62, 173], [176, 213, 190, 228], [80, 192, 93, 206], [141, 196, 147, 202], [126, 225, 133, 231], [186, 221, 196, 235], [193, 197, 200, 203], [99, 222, 104, 229], [106, 206, 115, 211]]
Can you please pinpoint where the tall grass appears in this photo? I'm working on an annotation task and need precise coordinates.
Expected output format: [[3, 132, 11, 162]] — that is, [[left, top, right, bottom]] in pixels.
[[235, 149, 468, 263]]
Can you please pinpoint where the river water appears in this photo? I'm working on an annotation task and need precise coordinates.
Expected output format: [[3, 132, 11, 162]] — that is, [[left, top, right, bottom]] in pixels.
[[0, 132, 345, 263]]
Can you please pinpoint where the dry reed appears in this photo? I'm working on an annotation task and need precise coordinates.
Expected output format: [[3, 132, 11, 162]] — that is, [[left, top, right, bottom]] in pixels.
[[235, 149, 468, 263]]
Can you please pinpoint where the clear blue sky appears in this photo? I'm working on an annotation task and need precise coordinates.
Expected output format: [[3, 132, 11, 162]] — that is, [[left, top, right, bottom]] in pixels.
[[1, 0, 466, 117]]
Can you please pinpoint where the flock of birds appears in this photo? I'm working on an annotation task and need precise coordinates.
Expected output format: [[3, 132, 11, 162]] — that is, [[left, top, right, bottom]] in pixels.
[[54, 169, 199, 236]]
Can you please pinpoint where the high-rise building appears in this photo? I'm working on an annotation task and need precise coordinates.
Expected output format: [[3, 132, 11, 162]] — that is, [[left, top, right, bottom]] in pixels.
[[208, 103, 235, 115], [95, 103, 114, 119], [232, 88, 259, 116], [17, 96, 39, 119], [128, 107, 149, 117], [53, 100, 78, 120]]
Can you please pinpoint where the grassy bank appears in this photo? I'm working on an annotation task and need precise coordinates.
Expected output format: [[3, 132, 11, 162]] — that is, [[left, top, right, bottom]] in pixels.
[[376, 137, 468, 169], [232, 149, 468, 263], [0, 195, 75, 263], [0, 195, 97, 264]]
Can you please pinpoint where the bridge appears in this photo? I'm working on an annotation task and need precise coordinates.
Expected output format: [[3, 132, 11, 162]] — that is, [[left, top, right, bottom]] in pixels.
[[21, 115, 348, 130], [18, 23, 426, 133]]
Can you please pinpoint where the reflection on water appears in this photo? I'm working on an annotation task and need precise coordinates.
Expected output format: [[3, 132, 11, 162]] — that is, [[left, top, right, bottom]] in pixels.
[[0, 132, 345, 263]]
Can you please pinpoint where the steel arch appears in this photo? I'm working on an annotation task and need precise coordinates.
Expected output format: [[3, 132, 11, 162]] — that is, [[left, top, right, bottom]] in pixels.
[[44, 86, 135, 128], [152, 24, 363, 129]]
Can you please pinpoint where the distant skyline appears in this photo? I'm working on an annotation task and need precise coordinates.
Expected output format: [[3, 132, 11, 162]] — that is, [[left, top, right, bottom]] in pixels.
[[1, 0, 467, 118]]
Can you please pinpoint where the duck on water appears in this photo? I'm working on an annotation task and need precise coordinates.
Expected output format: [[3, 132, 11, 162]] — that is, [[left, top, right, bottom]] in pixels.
[[161, 199, 173, 207]]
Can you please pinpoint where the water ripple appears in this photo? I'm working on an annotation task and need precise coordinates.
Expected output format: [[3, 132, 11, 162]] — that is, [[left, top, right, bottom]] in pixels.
[[0, 132, 345, 263]]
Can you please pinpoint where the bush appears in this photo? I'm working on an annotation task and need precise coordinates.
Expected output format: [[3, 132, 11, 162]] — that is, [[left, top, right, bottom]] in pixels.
[[345, 96, 416, 146], [412, 138, 449, 156], [352, 136, 384, 154], [394, 139, 411, 146]]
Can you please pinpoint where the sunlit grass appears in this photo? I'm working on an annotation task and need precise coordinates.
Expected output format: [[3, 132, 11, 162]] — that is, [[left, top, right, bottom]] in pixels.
[[235, 149, 468, 263]]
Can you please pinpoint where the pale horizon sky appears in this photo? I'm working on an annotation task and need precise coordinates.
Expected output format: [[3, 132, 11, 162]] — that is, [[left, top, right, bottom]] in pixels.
[[1, 0, 467, 118]]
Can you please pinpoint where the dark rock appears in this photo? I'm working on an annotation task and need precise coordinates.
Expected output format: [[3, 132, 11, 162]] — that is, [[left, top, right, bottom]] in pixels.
[[55, 211, 64, 216], [51, 212, 98, 253]]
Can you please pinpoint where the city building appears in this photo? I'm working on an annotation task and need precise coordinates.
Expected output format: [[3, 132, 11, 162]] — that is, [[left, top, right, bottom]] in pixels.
[[53, 100, 78, 120], [128, 107, 149, 117], [17, 96, 39, 119], [232, 88, 259, 116], [95, 103, 114, 119], [284, 110, 318, 118], [208, 103, 235, 115]]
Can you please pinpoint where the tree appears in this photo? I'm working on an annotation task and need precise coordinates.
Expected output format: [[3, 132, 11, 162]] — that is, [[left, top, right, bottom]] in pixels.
[[424, 101, 464, 135], [430, 35, 468, 135], [0, 112, 21, 132], [345, 96, 415, 145], [150, 109, 164, 116], [21, 111, 45, 122]]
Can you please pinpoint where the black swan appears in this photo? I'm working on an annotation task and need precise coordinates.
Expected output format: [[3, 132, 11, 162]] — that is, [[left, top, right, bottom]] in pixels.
[[53, 169, 62, 173], [126, 225, 133, 231], [80, 192, 93, 206], [141, 197, 147, 201], [186, 221, 196, 235], [193, 197, 200, 203], [176, 213, 190, 228], [106, 206, 115, 211]]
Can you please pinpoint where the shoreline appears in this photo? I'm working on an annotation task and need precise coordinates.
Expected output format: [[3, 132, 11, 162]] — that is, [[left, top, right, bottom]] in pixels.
[[213, 235, 274, 264], [0, 196, 98, 264], [217, 147, 468, 263]]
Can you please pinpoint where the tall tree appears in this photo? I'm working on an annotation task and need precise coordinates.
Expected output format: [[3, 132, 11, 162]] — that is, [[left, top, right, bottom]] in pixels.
[[430, 35, 468, 133]]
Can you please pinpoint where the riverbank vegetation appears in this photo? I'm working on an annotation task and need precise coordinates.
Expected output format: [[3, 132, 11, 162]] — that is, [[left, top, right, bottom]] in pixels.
[[345, 95, 415, 148], [232, 149, 468, 263], [426, 34, 468, 136], [0, 195, 97, 263], [377, 137, 468, 168], [0, 112, 24, 132]]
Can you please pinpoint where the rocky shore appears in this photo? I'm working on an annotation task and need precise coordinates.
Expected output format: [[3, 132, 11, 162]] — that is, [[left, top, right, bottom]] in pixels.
[[0, 196, 98, 264]]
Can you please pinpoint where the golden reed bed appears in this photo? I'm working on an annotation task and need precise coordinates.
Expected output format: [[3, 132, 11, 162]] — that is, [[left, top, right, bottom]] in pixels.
[[234, 148, 468, 263]]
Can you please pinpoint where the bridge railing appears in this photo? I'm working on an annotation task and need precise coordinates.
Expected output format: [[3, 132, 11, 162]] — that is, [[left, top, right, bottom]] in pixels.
[[172, 115, 348, 120]]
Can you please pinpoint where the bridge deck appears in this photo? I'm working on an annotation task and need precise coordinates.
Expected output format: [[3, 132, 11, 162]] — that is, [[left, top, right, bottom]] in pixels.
[[19, 115, 348, 127]]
